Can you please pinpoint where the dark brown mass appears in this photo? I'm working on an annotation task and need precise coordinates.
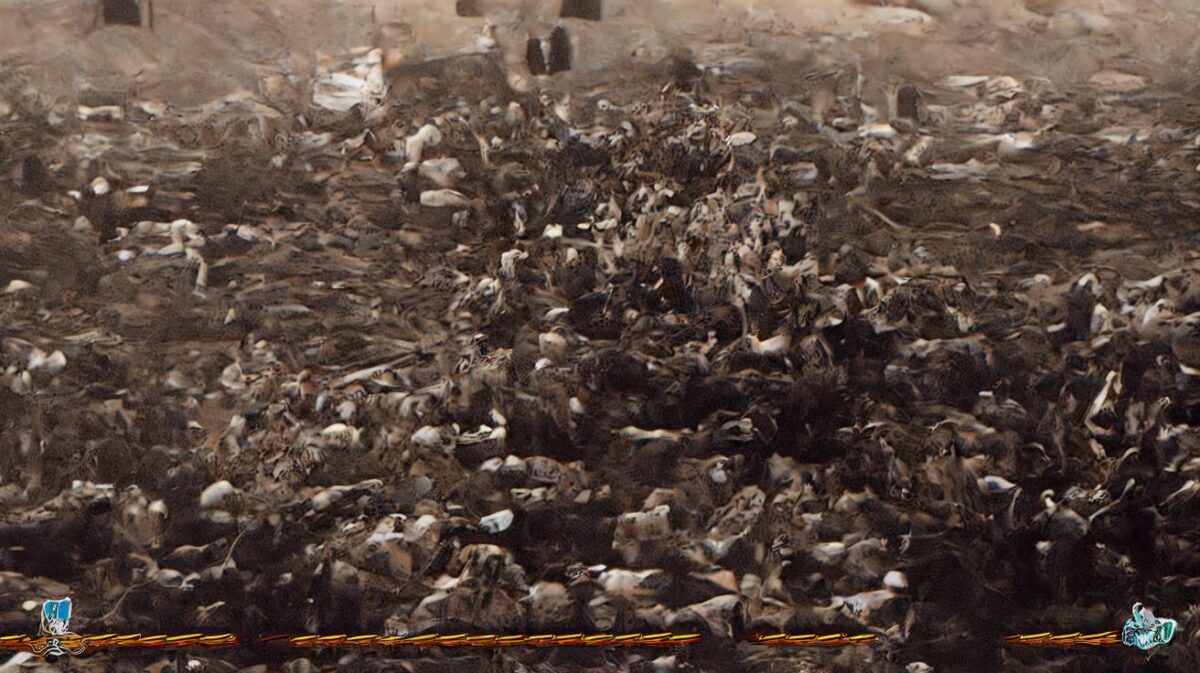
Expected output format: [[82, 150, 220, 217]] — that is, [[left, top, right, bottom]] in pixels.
[[896, 84, 922, 122], [547, 26, 571, 74], [19, 155, 50, 196], [560, 0, 602, 21], [526, 38, 547, 76], [455, 0, 482, 18], [102, 0, 142, 26], [1172, 313, 1200, 370]]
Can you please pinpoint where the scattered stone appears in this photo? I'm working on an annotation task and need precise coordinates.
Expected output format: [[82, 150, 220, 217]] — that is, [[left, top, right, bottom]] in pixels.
[[480, 509, 514, 533], [1089, 70, 1147, 93]]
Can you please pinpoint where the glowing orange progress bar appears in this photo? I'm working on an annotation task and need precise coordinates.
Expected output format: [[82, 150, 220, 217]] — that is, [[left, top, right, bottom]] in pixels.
[[749, 633, 878, 647], [1003, 631, 1122, 648], [260, 632, 701, 648], [0, 634, 239, 653], [0, 631, 889, 656]]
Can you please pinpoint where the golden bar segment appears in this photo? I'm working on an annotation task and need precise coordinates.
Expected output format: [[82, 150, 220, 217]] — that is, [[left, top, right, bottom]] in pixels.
[[748, 633, 878, 647]]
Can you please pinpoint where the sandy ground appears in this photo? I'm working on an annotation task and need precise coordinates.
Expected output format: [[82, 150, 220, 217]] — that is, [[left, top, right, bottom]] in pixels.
[[2, 0, 1200, 103]]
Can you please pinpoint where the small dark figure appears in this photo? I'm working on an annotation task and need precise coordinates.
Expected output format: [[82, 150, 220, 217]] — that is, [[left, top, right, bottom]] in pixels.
[[102, 0, 142, 26], [896, 84, 921, 122], [79, 193, 117, 245], [668, 49, 703, 90], [659, 256, 694, 313], [560, 0, 602, 21], [20, 156, 50, 196], [547, 26, 571, 74], [526, 38, 547, 76]]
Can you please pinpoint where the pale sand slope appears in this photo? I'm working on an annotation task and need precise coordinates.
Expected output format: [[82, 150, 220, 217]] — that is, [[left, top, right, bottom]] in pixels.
[[0, 0, 1198, 104]]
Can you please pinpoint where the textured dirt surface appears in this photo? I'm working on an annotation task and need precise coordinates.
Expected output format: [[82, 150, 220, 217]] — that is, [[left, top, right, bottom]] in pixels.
[[4, 4, 1200, 673]]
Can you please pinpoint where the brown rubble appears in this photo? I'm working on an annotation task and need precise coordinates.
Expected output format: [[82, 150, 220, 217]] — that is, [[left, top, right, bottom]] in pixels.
[[1, 27, 1200, 673]]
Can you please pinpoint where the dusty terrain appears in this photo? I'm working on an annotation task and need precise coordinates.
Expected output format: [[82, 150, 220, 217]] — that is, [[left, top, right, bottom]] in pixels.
[[3, 2, 1200, 673]]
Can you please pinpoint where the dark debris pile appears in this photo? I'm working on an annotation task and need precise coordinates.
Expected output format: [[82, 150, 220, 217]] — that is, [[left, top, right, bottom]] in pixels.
[[2, 49, 1200, 673]]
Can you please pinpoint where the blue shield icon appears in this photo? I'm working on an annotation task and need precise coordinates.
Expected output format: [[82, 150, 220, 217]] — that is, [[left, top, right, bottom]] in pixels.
[[39, 598, 72, 637]]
